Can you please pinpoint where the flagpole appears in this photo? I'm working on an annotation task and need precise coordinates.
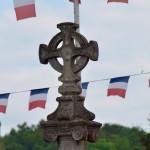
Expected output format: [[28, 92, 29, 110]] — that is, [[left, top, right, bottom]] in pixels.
[[73, 1, 86, 149], [74, 0, 80, 32], [74, 0, 82, 86]]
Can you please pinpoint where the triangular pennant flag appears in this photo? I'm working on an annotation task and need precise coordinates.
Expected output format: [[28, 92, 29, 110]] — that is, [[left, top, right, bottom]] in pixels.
[[108, 0, 128, 3], [13, 0, 36, 20], [0, 93, 10, 114], [29, 88, 49, 110], [107, 76, 130, 98], [69, 0, 81, 4]]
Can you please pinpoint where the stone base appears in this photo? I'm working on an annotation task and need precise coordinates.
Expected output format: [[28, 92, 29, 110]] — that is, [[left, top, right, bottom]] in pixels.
[[42, 119, 102, 150]]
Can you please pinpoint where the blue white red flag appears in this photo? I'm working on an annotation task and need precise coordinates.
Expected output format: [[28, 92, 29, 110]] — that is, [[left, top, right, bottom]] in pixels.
[[107, 76, 130, 98], [107, 0, 128, 3], [81, 82, 89, 98], [0, 93, 10, 114], [69, 0, 81, 4], [13, 0, 36, 20], [29, 88, 49, 110]]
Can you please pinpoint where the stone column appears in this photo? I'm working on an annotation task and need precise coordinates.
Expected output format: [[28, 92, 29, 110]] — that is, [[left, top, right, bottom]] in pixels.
[[39, 22, 102, 150]]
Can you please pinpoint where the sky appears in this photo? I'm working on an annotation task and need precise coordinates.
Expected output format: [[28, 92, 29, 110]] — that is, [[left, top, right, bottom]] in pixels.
[[0, 0, 150, 136]]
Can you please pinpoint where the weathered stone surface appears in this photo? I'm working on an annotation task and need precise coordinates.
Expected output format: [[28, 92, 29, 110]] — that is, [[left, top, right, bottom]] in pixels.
[[39, 22, 102, 150]]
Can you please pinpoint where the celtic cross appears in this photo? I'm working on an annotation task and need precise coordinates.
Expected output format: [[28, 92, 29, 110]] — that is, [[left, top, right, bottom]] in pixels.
[[39, 22, 101, 150], [39, 22, 98, 95]]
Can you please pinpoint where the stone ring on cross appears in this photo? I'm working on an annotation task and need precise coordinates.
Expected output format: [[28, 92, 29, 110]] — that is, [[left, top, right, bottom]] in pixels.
[[39, 22, 99, 74]]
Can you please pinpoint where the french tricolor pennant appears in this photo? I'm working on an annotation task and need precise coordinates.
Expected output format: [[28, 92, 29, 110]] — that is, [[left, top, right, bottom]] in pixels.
[[107, 0, 128, 3], [0, 93, 10, 114], [13, 0, 36, 21], [69, 0, 81, 4], [29, 88, 49, 110], [81, 82, 89, 105], [107, 76, 130, 98]]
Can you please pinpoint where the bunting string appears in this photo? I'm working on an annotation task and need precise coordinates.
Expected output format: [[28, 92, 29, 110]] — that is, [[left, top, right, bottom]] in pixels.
[[1, 71, 150, 95], [0, 71, 150, 113], [88, 71, 150, 83]]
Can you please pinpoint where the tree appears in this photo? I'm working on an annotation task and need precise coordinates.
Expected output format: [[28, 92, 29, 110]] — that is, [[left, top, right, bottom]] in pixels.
[[2, 121, 57, 150], [0, 138, 4, 150], [1, 121, 147, 150], [140, 114, 150, 150]]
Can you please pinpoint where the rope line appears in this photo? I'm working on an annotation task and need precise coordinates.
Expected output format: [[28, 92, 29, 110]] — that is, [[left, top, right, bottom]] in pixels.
[[1, 71, 150, 95]]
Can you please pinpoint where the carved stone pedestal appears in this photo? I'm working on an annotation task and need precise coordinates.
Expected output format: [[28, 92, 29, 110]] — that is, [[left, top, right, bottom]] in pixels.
[[39, 22, 102, 150], [42, 119, 101, 150]]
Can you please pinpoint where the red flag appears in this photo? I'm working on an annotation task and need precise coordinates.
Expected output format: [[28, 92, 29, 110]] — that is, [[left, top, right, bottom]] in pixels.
[[13, 0, 36, 21], [69, 0, 81, 4], [107, 76, 130, 98], [81, 82, 89, 105], [149, 79, 150, 87], [29, 88, 49, 111], [0, 93, 10, 114], [108, 0, 128, 3]]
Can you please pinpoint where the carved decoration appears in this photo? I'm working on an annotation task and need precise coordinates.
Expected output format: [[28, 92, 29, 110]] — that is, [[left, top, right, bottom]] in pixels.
[[88, 127, 100, 143], [44, 127, 58, 142], [72, 126, 88, 141]]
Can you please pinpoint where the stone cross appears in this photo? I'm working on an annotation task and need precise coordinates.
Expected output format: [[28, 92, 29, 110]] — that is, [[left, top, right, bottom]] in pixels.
[[39, 22, 101, 150]]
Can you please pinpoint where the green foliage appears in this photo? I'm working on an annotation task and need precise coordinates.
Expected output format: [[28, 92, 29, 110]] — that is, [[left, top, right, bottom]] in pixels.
[[0, 138, 5, 150], [140, 114, 150, 150], [87, 123, 146, 150], [2, 121, 57, 150], [141, 132, 150, 150], [1, 121, 149, 150]]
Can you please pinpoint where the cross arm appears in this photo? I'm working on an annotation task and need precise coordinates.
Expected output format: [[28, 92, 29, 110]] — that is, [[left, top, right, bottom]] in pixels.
[[39, 44, 61, 64], [73, 41, 99, 61]]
